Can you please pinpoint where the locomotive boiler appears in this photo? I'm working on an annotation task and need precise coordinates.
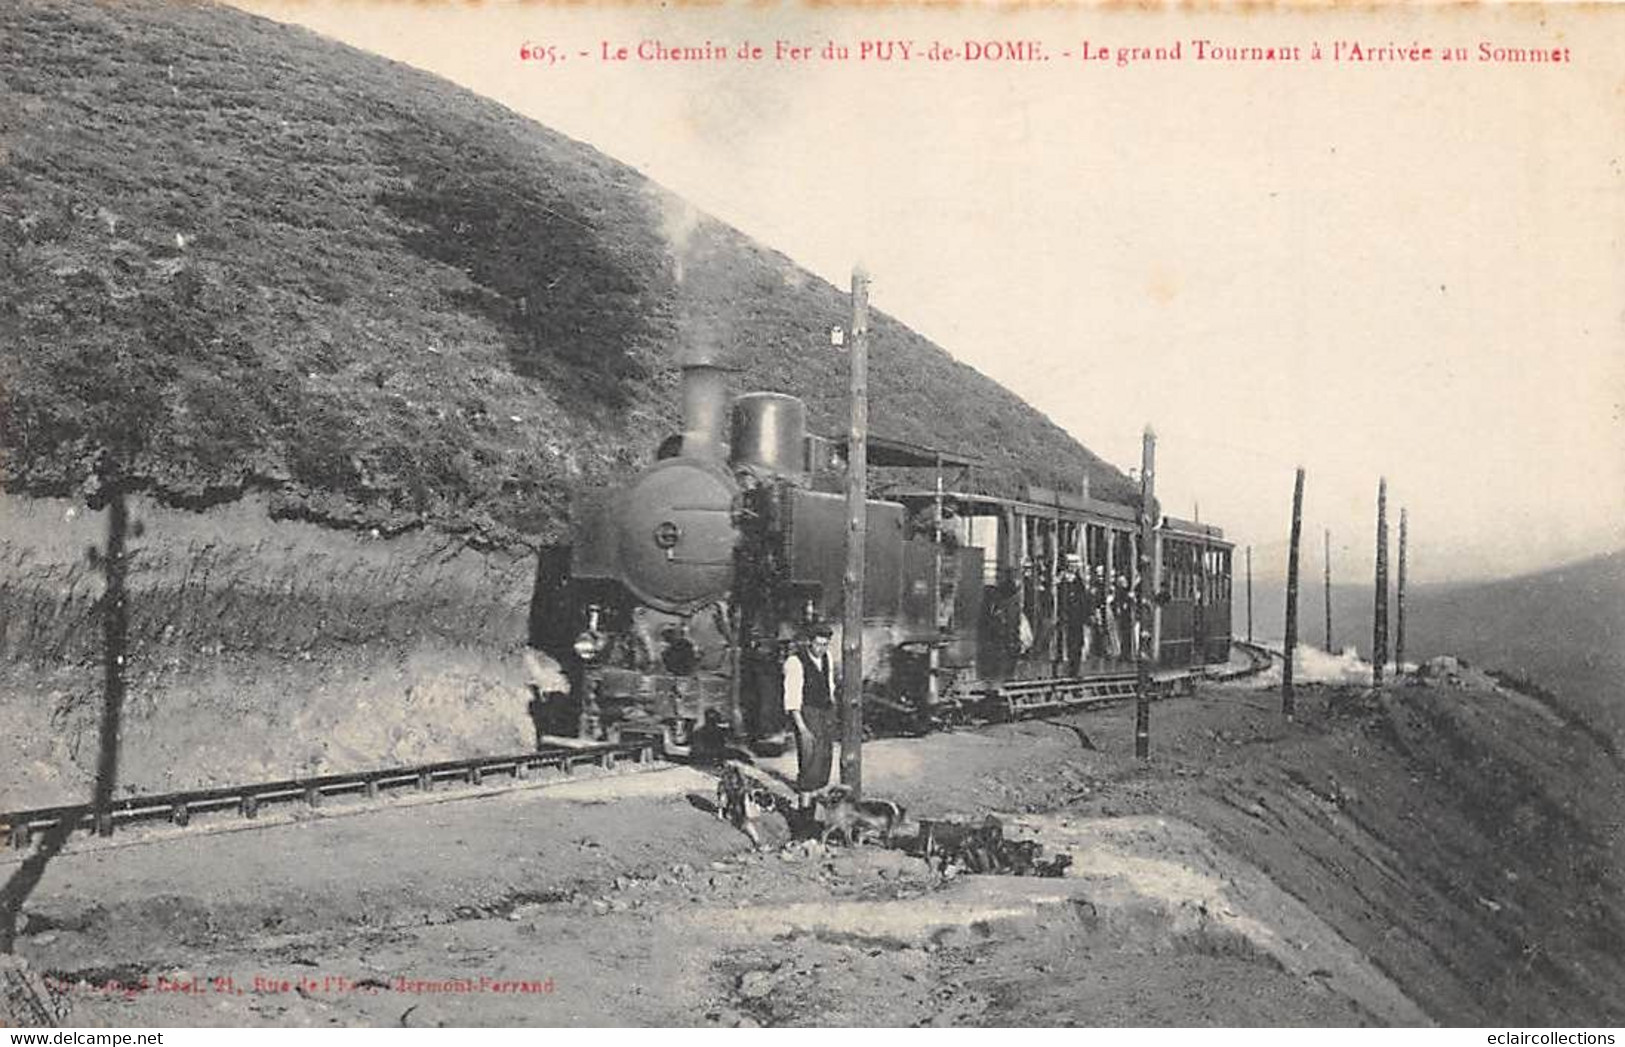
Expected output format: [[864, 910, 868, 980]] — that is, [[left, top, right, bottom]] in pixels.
[[531, 346, 1235, 753]]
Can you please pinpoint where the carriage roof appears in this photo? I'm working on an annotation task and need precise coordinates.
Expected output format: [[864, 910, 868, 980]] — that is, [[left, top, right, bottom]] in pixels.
[[885, 487, 1230, 547], [830, 433, 1228, 546]]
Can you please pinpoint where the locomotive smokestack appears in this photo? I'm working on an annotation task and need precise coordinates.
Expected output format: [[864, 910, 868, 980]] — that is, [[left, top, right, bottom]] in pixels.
[[680, 342, 730, 461]]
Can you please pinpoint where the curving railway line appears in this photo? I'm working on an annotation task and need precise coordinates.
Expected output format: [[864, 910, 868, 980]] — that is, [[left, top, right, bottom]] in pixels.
[[1, 642, 1278, 852]]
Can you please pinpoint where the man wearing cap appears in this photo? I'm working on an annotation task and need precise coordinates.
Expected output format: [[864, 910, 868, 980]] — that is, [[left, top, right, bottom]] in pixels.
[[1056, 554, 1090, 677], [782, 624, 839, 802]]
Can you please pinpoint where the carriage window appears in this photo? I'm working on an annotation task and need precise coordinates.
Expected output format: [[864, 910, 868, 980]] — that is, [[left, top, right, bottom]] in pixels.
[[1112, 530, 1133, 586], [1167, 541, 1185, 600], [962, 514, 1002, 586]]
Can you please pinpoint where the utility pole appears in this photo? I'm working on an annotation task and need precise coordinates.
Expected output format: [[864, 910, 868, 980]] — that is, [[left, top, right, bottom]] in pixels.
[[1372, 478, 1389, 686], [924, 451, 944, 721], [93, 483, 131, 837], [1135, 427, 1156, 760], [1395, 508, 1408, 672], [1324, 528, 1334, 653], [1282, 468, 1305, 717], [1245, 545, 1253, 643], [840, 266, 869, 798]]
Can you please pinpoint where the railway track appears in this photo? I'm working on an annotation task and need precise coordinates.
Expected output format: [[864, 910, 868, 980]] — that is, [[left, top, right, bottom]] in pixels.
[[2, 645, 1277, 852], [2, 738, 658, 851], [1225, 640, 1282, 677], [967, 640, 1277, 719]]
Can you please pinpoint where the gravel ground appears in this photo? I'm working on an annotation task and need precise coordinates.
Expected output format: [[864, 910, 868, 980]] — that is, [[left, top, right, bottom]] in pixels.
[[5, 672, 1620, 1027]]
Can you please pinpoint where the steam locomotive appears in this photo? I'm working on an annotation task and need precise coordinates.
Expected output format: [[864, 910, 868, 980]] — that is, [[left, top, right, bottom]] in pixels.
[[530, 350, 1234, 754]]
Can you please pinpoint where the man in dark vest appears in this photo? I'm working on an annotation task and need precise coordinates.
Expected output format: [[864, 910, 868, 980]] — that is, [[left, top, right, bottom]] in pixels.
[[1055, 554, 1089, 677], [782, 623, 839, 803]]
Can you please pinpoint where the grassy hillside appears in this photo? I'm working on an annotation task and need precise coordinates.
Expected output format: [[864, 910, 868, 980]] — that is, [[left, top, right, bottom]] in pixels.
[[0, 0, 1134, 549]]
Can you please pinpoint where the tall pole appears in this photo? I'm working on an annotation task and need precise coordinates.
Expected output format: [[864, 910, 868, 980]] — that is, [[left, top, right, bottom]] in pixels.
[[840, 266, 869, 798], [1196, 531, 1208, 663], [94, 484, 130, 836], [1245, 545, 1253, 643], [1395, 507, 1408, 672], [1135, 427, 1156, 760], [924, 451, 944, 719], [1324, 528, 1334, 653], [1, 479, 132, 953], [1372, 478, 1389, 686], [1282, 468, 1305, 717]]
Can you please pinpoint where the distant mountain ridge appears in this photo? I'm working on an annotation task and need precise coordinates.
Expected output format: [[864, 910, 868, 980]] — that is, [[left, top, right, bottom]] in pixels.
[[0, 0, 1135, 547], [1245, 549, 1625, 744]]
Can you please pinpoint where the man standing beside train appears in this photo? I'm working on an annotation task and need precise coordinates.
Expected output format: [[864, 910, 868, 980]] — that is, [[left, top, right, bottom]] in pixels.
[[782, 623, 839, 807]]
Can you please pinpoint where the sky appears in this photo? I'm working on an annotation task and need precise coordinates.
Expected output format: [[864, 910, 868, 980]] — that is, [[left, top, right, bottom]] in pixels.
[[232, 1, 1625, 585]]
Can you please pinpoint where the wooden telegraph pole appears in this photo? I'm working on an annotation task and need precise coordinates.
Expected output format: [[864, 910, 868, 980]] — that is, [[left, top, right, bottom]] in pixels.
[[93, 483, 131, 837], [1282, 468, 1305, 717], [1245, 545, 1253, 643], [1134, 427, 1156, 760], [1324, 528, 1334, 653], [1395, 508, 1408, 672], [840, 266, 869, 798], [1372, 478, 1389, 686]]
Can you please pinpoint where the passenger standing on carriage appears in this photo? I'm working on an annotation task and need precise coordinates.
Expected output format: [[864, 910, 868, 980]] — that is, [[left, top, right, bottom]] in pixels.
[[1113, 570, 1135, 659], [1055, 554, 1089, 677], [782, 623, 839, 805], [1093, 566, 1117, 661]]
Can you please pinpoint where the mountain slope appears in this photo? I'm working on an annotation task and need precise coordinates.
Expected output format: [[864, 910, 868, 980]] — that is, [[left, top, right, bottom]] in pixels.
[[1246, 549, 1625, 745], [0, 0, 1134, 546]]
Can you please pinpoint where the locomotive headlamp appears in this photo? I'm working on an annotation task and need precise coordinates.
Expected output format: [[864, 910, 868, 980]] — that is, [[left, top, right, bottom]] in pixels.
[[574, 605, 607, 662], [573, 631, 606, 661]]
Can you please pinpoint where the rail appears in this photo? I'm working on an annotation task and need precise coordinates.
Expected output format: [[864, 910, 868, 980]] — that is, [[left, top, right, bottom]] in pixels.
[[1224, 640, 1281, 678], [3, 645, 1277, 851], [970, 640, 1275, 718], [2, 739, 657, 850]]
